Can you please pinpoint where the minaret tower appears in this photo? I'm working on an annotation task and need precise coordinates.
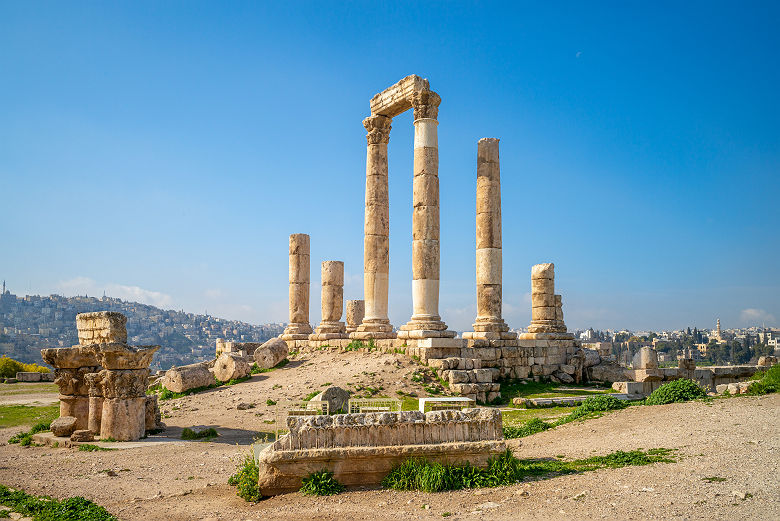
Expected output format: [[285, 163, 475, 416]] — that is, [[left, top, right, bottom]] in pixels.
[[716, 318, 722, 341]]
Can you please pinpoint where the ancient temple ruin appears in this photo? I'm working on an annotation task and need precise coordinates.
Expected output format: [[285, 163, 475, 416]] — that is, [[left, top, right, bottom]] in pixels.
[[41, 312, 160, 442], [273, 75, 584, 403]]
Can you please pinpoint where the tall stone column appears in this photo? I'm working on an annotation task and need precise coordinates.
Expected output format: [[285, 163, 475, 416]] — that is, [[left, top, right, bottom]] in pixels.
[[282, 233, 313, 340], [528, 263, 558, 333], [464, 138, 512, 340], [311, 261, 347, 340], [399, 91, 454, 339], [345, 300, 365, 334], [353, 115, 395, 339]]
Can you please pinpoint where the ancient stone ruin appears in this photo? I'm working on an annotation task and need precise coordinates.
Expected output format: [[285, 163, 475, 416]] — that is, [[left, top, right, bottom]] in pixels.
[[255, 409, 505, 495], [42, 311, 160, 442]]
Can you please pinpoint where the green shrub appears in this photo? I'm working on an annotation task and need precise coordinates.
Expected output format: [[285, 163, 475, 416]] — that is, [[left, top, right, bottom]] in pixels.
[[747, 365, 779, 395], [78, 444, 116, 452], [299, 469, 346, 496], [181, 427, 218, 440], [645, 379, 706, 405], [503, 418, 553, 439], [228, 453, 261, 501], [0, 484, 116, 520]]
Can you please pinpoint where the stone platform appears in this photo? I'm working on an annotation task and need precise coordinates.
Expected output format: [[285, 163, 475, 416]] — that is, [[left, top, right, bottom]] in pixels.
[[31, 431, 185, 449]]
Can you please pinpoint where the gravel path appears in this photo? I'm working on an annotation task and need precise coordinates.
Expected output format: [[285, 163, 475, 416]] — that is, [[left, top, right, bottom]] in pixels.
[[0, 353, 777, 520]]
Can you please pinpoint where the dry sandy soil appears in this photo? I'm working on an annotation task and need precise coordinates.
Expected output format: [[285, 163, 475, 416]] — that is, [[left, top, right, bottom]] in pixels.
[[0, 350, 778, 521]]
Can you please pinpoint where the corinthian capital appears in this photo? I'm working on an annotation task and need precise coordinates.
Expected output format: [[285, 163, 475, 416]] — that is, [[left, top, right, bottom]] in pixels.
[[363, 115, 392, 145], [411, 90, 441, 120]]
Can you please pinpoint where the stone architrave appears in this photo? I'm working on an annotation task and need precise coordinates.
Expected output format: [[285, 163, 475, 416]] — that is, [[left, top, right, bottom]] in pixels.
[[345, 300, 365, 334], [41, 346, 99, 432], [281, 234, 313, 340], [311, 261, 348, 340], [463, 138, 513, 341]]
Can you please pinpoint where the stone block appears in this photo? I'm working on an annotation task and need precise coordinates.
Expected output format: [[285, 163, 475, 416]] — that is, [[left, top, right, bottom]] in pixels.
[[51, 416, 78, 437], [15, 372, 42, 382]]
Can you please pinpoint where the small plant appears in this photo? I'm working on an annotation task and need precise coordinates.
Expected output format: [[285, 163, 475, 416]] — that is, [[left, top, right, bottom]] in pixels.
[[181, 427, 218, 440], [158, 382, 218, 401], [228, 453, 261, 501], [0, 484, 116, 520], [503, 418, 553, 439], [252, 359, 290, 374], [99, 437, 118, 442], [299, 469, 346, 496], [223, 375, 251, 386], [303, 391, 320, 401], [645, 379, 707, 405], [8, 420, 50, 446], [79, 444, 116, 452], [566, 395, 628, 421], [702, 476, 727, 482], [747, 365, 779, 395], [266, 399, 277, 406]]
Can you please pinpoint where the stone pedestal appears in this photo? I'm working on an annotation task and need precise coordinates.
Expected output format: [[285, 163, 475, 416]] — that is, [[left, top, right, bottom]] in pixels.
[[311, 261, 347, 340], [41, 346, 99, 432], [93, 343, 159, 441], [345, 300, 365, 334], [282, 234, 313, 340], [463, 138, 514, 341], [399, 92, 454, 340], [353, 115, 395, 340]]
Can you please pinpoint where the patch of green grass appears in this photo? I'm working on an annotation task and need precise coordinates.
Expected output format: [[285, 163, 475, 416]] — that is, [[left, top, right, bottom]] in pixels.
[[302, 391, 320, 401], [299, 469, 346, 496], [159, 383, 218, 401], [8, 420, 51, 446], [266, 399, 277, 406], [496, 380, 612, 405], [503, 396, 628, 439], [0, 383, 58, 396], [99, 437, 118, 443], [0, 404, 59, 429], [0, 483, 117, 520], [78, 444, 116, 452], [228, 453, 261, 502], [564, 395, 627, 421], [501, 406, 576, 425], [221, 375, 250, 386], [747, 365, 779, 395], [252, 359, 290, 374], [503, 417, 553, 439], [382, 449, 675, 492], [645, 379, 707, 405], [181, 427, 218, 440]]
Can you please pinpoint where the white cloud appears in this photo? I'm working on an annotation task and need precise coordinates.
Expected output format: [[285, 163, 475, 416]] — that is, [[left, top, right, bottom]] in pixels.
[[739, 308, 776, 326], [204, 289, 225, 299], [57, 276, 172, 308]]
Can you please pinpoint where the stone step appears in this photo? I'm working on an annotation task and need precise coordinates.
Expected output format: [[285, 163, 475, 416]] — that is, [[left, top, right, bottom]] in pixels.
[[441, 368, 499, 385]]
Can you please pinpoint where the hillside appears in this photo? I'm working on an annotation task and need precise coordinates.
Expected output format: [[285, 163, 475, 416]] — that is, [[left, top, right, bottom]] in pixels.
[[0, 291, 284, 370]]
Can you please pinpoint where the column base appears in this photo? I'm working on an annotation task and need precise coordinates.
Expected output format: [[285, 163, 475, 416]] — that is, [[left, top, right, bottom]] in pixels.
[[309, 332, 349, 341], [517, 332, 575, 340], [313, 321, 346, 334], [282, 322, 313, 340]]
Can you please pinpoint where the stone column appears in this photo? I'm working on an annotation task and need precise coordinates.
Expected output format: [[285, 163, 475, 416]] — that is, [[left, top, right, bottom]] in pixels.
[[528, 263, 557, 333], [399, 91, 454, 339], [41, 346, 99, 431], [553, 294, 567, 332], [281, 233, 313, 340], [464, 138, 512, 340], [311, 261, 347, 340], [94, 343, 159, 441], [353, 115, 395, 339], [345, 300, 365, 334]]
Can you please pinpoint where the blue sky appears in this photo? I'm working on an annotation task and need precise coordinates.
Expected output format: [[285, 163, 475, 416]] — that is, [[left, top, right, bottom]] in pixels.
[[1, 1, 778, 332]]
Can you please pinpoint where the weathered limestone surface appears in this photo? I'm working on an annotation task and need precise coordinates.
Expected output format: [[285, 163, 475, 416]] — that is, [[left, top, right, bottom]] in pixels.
[[345, 300, 365, 334], [353, 114, 395, 339], [50, 416, 77, 437], [163, 362, 214, 393], [282, 234, 313, 340], [254, 337, 288, 369], [76, 311, 127, 345], [42, 346, 99, 431], [311, 261, 347, 340], [464, 138, 513, 341], [256, 409, 505, 496], [214, 352, 251, 382], [307, 386, 351, 415]]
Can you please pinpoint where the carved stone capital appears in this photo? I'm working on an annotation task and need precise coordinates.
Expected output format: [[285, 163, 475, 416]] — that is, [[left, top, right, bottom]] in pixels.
[[363, 115, 392, 145], [411, 91, 441, 120]]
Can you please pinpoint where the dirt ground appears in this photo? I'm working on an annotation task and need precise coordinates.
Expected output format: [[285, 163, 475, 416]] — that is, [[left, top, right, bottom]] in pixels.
[[0, 350, 778, 520]]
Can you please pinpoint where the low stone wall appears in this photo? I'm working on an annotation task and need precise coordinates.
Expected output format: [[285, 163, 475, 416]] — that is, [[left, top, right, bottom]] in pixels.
[[255, 409, 506, 496]]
